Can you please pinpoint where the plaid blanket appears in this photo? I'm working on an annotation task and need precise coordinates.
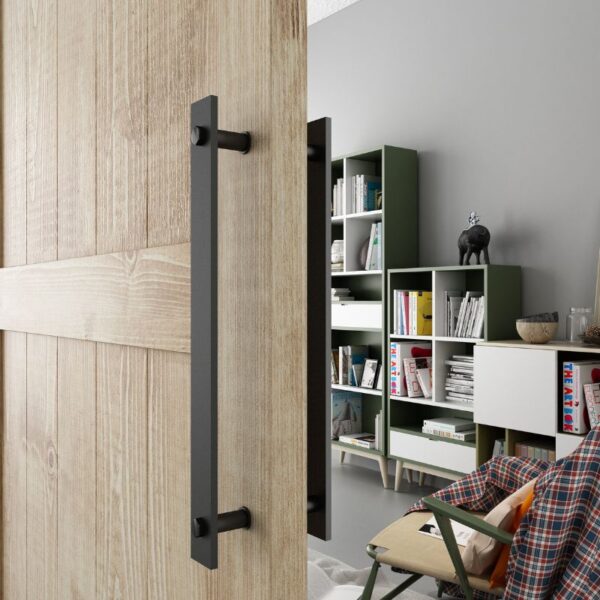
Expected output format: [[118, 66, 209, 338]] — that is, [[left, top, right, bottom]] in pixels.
[[408, 427, 600, 599]]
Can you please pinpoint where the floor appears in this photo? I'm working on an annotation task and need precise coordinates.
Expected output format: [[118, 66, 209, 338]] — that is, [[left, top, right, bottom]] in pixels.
[[308, 456, 448, 598]]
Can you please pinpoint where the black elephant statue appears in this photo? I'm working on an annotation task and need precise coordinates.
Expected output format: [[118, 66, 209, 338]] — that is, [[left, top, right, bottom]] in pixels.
[[458, 212, 490, 265]]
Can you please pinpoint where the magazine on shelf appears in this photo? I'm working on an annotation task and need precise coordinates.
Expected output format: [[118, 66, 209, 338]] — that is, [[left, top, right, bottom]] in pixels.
[[584, 383, 600, 427], [403, 357, 433, 398], [390, 342, 432, 397], [331, 391, 362, 440], [360, 359, 379, 389], [422, 426, 476, 442], [416, 367, 433, 398]]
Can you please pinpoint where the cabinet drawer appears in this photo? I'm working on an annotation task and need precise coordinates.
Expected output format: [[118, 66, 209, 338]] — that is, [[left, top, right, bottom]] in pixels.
[[474, 346, 557, 436], [389, 429, 476, 474], [331, 302, 382, 330]]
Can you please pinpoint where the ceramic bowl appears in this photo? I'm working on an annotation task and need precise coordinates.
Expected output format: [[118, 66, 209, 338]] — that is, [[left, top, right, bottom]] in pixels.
[[516, 320, 558, 344]]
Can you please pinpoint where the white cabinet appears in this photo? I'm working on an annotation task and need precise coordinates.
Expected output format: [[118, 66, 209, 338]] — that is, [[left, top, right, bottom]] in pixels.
[[474, 345, 557, 437], [556, 433, 586, 459], [331, 302, 382, 330], [389, 429, 476, 474]]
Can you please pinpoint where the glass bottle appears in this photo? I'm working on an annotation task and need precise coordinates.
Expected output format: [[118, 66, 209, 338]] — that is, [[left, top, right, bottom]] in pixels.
[[566, 307, 592, 342]]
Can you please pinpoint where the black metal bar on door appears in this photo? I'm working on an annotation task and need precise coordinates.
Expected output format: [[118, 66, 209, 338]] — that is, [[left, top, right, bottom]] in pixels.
[[190, 95, 251, 569], [307, 117, 332, 540]]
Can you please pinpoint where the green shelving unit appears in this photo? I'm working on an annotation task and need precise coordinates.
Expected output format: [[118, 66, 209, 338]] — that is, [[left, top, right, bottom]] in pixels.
[[330, 145, 418, 488], [386, 265, 521, 487]]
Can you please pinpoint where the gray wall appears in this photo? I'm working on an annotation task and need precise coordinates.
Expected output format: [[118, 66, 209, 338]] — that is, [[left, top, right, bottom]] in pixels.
[[309, 0, 600, 323]]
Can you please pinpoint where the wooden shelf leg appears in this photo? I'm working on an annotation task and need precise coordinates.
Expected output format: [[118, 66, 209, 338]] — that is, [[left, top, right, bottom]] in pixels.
[[419, 471, 425, 486], [378, 456, 389, 489], [394, 459, 403, 492], [340, 450, 346, 464], [406, 469, 412, 484]]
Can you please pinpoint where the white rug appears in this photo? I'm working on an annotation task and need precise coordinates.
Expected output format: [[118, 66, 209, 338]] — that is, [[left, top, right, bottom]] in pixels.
[[308, 549, 430, 600]]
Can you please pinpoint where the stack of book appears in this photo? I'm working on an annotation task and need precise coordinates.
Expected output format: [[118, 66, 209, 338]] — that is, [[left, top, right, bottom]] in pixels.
[[393, 290, 433, 336], [332, 178, 345, 216], [349, 174, 381, 213], [421, 417, 476, 442], [562, 360, 600, 434], [390, 342, 432, 397], [514, 440, 556, 461], [364, 222, 382, 270], [331, 346, 382, 389], [445, 355, 474, 406], [332, 287, 353, 302], [338, 432, 377, 450], [444, 291, 485, 338]]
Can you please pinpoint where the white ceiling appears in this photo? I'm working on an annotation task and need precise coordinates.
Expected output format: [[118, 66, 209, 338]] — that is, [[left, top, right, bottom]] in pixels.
[[307, 0, 362, 26]]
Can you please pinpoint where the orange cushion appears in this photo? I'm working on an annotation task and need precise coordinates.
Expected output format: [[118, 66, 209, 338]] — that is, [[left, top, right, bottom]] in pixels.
[[489, 487, 535, 588]]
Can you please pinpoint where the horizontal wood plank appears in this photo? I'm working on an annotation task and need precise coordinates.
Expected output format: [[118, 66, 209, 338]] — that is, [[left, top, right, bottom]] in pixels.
[[0, 244, 190, 353]]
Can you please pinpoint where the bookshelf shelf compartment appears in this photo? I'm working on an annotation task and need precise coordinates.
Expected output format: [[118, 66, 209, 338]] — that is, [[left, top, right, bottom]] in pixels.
[[332, 439, 384, 457]]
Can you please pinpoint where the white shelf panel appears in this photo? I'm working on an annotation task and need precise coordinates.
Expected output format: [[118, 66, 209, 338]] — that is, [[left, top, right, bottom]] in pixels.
[[390, 395, 474, 413], [331, 215, 344, 223], [332, 270, 382, 277], [436, 336, 483, 343], [345, 209, 382, 221], [332, 384, 382, 396], [389, 334, 432, 341]]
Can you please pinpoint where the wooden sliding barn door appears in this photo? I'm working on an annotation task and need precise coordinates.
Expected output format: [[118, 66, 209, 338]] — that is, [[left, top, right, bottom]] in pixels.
[[0, 1, 307, 598]]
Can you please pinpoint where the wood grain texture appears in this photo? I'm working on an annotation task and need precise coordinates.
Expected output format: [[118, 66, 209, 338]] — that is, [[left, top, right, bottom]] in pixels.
[[57, 338, 96, 600], [57, 0, 96, 260], [27, 0, 58, 264], [2, 332, 27, 600], [216, 1, 307, 597], [96, 343, 147, 599], [96, 0, 147, 255], [147, 0, 205, 248], [0, 243, 190, 352], [1, 0, 27, 267], [148, 350, 215, 598], [26, 334, 58, 600]]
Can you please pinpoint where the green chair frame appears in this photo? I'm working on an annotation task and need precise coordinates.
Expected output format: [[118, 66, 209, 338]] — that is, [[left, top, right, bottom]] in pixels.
[[359, 496, 514, 600]]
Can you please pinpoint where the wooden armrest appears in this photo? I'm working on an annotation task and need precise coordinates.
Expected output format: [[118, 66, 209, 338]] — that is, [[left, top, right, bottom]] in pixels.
[[423, 496, 514, 546]]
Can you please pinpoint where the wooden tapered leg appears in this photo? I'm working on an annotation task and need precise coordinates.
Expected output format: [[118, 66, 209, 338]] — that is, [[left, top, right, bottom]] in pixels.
[[406, 469, 412, 484], [378, 456, 389, 489], [394, 460, 403, 492], [419, 472, 425, 486], [340, 451, 346, 464]]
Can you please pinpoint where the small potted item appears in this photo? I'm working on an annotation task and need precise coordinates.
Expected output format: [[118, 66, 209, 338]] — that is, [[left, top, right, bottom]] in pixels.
[[516, 312, 559, 344]]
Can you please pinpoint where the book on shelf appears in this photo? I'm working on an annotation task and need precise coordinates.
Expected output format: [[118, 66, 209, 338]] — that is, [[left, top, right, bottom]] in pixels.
[[332, 287, 354, 302], [331, 391, 362, 440], [330, 350, 339, 384], [446, 291, 485, 338], [584, 383, 600, 427], [339, 345, 368, 386], [375, 366, 383, 390], [390, 342, 432, 397], [514, 440, 556, 462], [403, 357, 433, 398], [338, 432, 377, 450], [393, 290, 432, 335], [332, 178, 345, 216], [421, 417, 473, 432], [562, 360, 600, 434], [444, 355, 474, 405], [365, 222, 382, 271], [360, 359, 379, 389], [416, 367, 433, 399], [493, 438, 505, 456], [350, 174, 381, 213], [352, 364, 365, 389], [421, 426, 476, 442], [374, 410, 384, 451]]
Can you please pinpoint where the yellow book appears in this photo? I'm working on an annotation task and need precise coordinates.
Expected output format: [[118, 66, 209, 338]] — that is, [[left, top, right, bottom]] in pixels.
[[416, 291, 433, 335]]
